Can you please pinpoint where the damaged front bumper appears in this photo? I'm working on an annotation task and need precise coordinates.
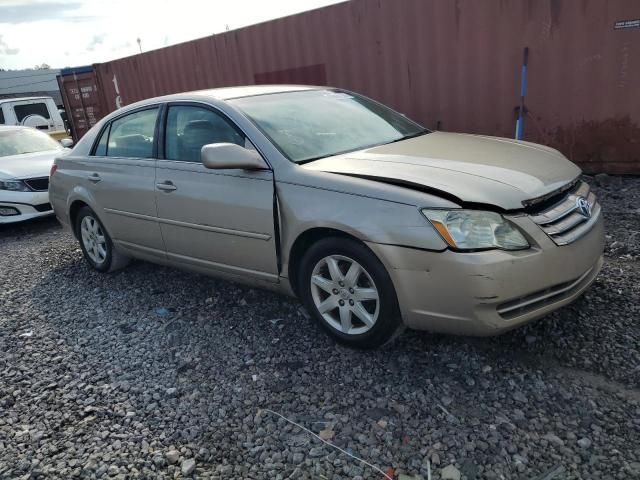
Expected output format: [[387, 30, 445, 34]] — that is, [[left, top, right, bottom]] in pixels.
[[367, 214, 605, 336]]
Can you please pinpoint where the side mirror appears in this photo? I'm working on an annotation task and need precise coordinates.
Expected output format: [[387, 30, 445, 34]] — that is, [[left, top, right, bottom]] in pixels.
[[201, 143, 267, 170], [60, 138, 74, 148]]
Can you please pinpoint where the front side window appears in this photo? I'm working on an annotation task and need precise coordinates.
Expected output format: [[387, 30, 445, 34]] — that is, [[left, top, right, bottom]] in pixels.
[[0, 128, 62, 157], [165, 105, 244, 162], [13, 102, 51, 122], [0, 107, 5, 124], [106, 108, 158, 158], [230, 89, 427, 163]]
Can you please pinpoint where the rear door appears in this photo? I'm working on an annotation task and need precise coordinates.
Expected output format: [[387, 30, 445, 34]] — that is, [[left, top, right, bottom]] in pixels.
[[155, 102, 278, 281], [78, 106, 165, 259]]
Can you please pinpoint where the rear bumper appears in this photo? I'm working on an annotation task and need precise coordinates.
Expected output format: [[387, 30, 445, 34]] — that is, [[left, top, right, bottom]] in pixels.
[[367, 214, 605, 336]]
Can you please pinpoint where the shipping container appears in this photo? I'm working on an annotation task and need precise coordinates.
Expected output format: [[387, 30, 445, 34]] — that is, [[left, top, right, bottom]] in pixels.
[[60, 0, 640, 173], [56, 66, 107, 142]]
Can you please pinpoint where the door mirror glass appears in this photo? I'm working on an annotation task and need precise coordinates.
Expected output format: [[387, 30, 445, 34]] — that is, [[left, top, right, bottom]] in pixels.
[[201, 143, 267, 170]]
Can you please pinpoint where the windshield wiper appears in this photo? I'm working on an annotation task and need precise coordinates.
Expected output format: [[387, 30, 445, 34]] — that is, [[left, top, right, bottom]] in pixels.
[[387, 129, 430, 144], [297, 130, 431, 164]]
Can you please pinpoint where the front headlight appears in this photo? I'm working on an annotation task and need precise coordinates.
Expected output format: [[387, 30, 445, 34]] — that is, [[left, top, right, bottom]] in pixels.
[[0, 180, 30, 192], [422, 209, 529, 251]]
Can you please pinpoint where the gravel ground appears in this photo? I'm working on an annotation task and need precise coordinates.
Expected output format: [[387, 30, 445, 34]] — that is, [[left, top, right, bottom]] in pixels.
[[0, 175, 638, 480]]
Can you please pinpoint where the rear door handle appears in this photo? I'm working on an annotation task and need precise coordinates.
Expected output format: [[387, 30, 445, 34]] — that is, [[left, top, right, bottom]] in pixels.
[[156, 181, 177, 192], [88, 173, 101, 183]]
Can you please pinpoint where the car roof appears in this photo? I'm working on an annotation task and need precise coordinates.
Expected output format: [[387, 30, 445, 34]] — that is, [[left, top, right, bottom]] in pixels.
[[178, 84, 320, 100], [123, 84, 325, 110]]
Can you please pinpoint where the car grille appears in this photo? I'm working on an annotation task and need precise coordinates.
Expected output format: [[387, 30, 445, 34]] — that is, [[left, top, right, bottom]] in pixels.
[[24, 177, 49, 192], [529, 182, 601, 246], [497, 266, 595, 320]]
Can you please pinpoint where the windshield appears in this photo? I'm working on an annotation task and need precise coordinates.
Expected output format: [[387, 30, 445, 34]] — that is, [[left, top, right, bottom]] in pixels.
[[0, 128, 62, 158], [231, 89, 427, 163]]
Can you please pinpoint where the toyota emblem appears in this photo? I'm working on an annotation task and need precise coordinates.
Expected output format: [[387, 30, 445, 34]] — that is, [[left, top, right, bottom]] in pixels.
[[576, 196, 592, 218]]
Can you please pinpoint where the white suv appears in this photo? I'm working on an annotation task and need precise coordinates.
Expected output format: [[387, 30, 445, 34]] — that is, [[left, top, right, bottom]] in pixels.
[[0, 97, 68, 141]]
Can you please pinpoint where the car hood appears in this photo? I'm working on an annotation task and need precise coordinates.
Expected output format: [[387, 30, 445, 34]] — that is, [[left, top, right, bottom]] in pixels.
[[303, 132, 581, 210], [0, 149, 61, 180]]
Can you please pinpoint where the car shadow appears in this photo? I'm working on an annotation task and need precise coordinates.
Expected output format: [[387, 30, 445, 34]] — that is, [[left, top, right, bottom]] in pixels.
[[0, 215, 61, 241], [25, 247, 613, 394]]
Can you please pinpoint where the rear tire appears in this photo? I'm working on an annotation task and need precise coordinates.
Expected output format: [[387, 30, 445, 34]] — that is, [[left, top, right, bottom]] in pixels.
[[75, 206, 130, 273], [298, 237, 403, 348]]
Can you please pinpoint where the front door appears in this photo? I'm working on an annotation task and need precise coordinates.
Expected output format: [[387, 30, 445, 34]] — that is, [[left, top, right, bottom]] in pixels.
[[155, 103, 278, 281]]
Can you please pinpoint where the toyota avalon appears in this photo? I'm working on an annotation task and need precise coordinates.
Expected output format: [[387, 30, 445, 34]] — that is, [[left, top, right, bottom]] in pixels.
[[49, 86, 604, 347]]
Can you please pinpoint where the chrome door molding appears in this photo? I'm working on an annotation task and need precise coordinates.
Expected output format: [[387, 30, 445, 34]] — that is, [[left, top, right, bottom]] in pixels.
[[104, 207, 272, 241]]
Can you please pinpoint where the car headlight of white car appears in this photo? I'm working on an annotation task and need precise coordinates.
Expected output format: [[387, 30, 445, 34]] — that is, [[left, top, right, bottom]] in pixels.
[[422, 209, 529, 251], [0, 180, 30, 192]]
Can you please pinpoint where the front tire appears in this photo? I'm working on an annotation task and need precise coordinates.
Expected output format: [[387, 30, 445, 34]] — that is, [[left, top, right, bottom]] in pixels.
[[75, 206, 129, 272], [298, 237, 403, 348]]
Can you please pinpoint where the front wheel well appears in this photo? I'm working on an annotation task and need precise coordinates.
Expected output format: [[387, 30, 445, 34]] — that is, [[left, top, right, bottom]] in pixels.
[[287, 227, 366, 296]]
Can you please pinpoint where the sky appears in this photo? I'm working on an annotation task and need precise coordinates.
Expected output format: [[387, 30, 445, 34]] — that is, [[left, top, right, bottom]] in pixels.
[[0, 0, 344, 70]]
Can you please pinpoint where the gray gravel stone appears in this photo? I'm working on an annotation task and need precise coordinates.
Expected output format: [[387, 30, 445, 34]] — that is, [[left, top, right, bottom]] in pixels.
[[165, 450, 180, 465], [0, 176, 638, 479], [181, 458, 196, 476], [441, 464, 461, 480], [577, 437, 592, 449]]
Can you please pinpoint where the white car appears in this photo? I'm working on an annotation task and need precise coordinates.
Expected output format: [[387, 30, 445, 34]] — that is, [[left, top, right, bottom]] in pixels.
[[0, 126, 67, 224]]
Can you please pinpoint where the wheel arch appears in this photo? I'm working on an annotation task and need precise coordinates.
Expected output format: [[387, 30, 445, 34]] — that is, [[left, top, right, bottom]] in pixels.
[[287, 227, 373, 297], [65, 186, 102, 239], [68, 199, 110, 241], [69, 200, 89, 236]]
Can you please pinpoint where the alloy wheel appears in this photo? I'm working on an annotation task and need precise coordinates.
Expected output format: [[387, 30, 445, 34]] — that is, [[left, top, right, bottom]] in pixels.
[[310, 254, 380, 335], [80, 215, 108, 265]]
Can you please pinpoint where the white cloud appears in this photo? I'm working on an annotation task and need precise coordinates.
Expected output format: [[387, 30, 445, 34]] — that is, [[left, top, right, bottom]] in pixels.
[[0, 0, 343, 69]]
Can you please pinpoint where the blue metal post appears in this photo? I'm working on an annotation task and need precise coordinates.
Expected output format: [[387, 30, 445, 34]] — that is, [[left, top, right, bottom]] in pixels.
[[515, 47, 529, 140]]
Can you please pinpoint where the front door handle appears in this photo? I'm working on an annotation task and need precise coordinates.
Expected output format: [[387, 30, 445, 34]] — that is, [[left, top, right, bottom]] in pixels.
[[88, 173, 101, 183], [156, 181, 177, 192]]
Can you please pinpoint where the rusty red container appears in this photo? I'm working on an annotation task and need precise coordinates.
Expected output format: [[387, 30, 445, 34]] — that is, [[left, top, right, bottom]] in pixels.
[[60, 0, 639, 173]]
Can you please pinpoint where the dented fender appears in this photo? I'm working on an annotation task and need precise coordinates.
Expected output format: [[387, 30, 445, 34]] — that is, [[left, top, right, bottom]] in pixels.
[[277, 177, 453, 274]]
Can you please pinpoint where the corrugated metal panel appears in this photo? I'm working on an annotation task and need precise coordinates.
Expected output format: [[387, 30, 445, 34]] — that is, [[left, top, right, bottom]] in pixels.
[[85, 0, 636, 173]]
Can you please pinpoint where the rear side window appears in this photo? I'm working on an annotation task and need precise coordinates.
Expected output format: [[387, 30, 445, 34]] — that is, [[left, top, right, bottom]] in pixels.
[[93, 124, 110, 156], [106, 108, 158, 158], [0, 107, 4, 124], [165, 105, 244, 162], [14, 102, 51, 122]]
